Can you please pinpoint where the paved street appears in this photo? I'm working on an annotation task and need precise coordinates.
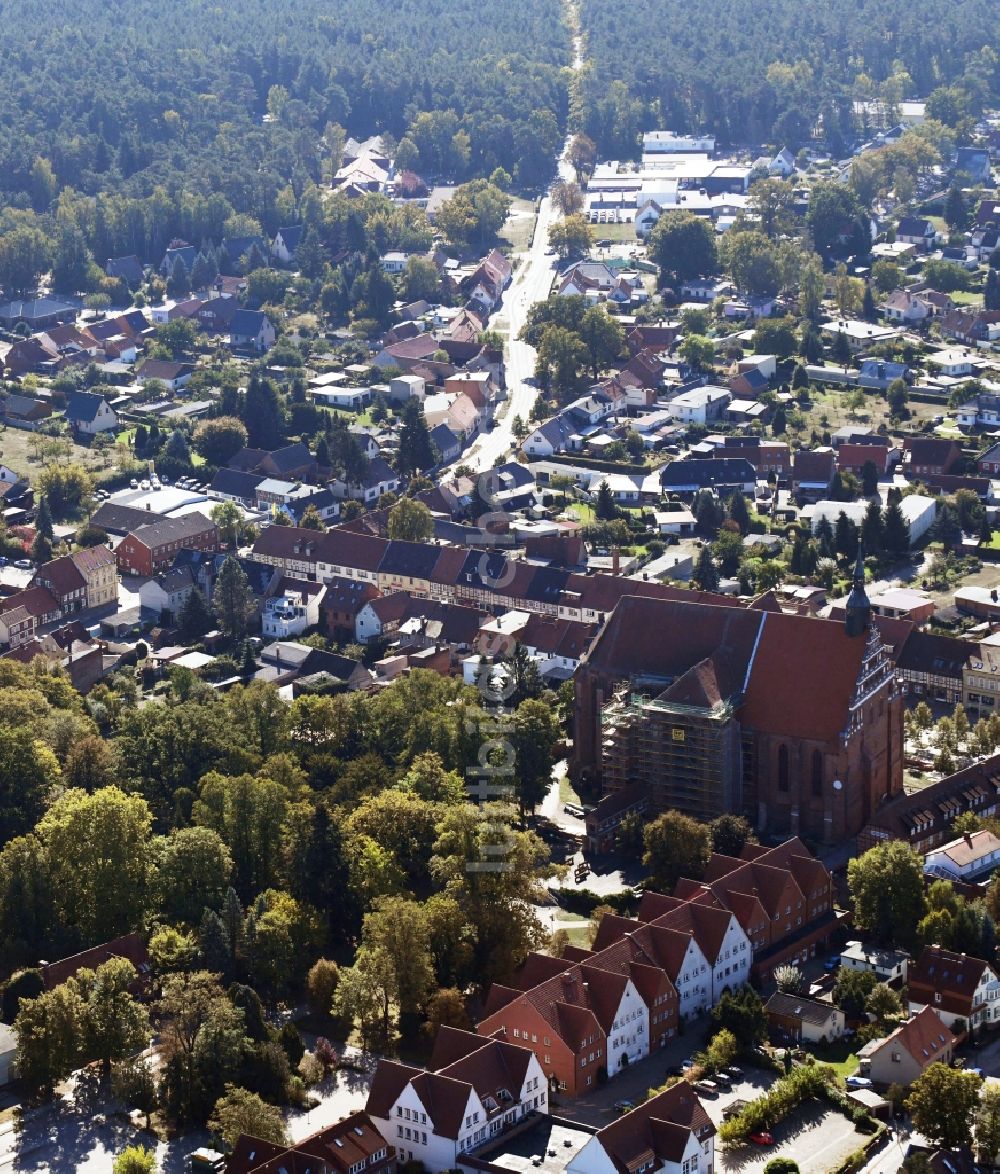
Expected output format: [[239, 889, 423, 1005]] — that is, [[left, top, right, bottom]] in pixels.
[[445, 129, 576, 480]]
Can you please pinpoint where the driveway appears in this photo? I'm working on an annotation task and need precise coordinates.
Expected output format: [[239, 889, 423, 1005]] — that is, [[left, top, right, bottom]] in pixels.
[[717, 1099, 863, 1174]]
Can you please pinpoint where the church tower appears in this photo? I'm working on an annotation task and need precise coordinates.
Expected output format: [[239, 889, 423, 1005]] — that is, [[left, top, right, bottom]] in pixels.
[[845, 547, 871, 638]]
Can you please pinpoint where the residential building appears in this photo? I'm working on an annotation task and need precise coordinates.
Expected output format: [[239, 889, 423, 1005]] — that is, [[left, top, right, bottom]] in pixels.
[[902, 438, 962, 478], [567, 1084, 715, 1174], [765, 992, 845, 1043], [659, 458, 756, 496], [0, 586, 61, 647], [39, 933, 151, 993], [31, 555, 87, 613], [228, 1112, 393, 1174], [139, 566, 198, 622], [924, 830, 1000, 882], [791, 449, 836, 499], [895, 217, 936, 252], [907, 944, 1000, 1031], [229, 309, 276, 352], [115, 512, 219, 576], [261, 581, 324, 639], [839, 941, 909, 984], [666, 386, 731, 425], [271, 225, 303, 264], [859, 755, 1000, 854], [135, 358, 195, 391], [65, 391, 118, 435], [366, 1028, 547, 1172], [230, 442, 318, 482], [861, 1007, 955, 1087]]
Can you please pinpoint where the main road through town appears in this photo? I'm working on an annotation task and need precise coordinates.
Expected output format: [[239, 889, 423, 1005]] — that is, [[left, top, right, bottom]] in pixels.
[[443, 31, 581, 478]]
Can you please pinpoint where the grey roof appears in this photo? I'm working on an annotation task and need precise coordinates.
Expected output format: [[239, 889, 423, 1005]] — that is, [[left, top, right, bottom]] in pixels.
[[129, 511, 216, 547], [230, 308, 269, 337], [0, 297, 76, 321], [90, 501, 165, 535], [274, 225, 303, 252], [105, 255, 144, 286], [66, 391, 113, 423], [660, 457, 756, 488], [210, 467, 265, 501], [765, 991, 839, 1026]]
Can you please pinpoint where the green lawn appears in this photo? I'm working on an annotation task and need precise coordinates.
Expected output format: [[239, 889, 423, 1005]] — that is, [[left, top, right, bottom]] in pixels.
[[808, 1038, 859, 1080], [566, 503, 595, 525], [590, 223, 640, 244], [559, 773, 582, 806], [949, 290, 985, 306], [553, 910, 590, 947]]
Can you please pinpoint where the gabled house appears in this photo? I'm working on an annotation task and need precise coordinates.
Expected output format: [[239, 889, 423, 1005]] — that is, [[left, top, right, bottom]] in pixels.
[[907, 944, 1000, 1031], [228, 1112, 393, 1174], [792, 448, 836, 498], [896, 216, 936, 252], [861, 1007, 955, 1088], [271, 225, 303, 264], [568, 1085, 714, 1174], [765, 991, 845, 1043], [105, 255, 144, 288], [902, 438, 962, 478], [115, 512, 219, 576], [0, 586, 61, 648], [65, 391, 118, 435], [159, 243, 198, 275], [366, 1028, 547, 1172], [135, 359, 195, 391], [229, 309, 276, 353], [194, 296, 240, 334]]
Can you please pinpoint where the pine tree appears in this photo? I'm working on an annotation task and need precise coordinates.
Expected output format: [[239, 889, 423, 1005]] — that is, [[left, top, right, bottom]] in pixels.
[[396, 397, 435, 476], [815, 515, 835, 559], [861, 459, 879, 497], [213, 555, 255, 642], [243, 375, 284, 449], [693, 546, 720, 592], [834, 512, 859, 560], [595, 480, 617, 520], [861, 282, 876, 321], [35, 495, 53, 540], [727, 491, 750, 535], [883, 500, 910, 555], [31, 531, 52, 564], [198, 909, 231, 975], [861, 501, 883, 551], [986, 269, 1000, 312], [167, 254, 190, 298], [178, 588, 211, 641], [772, 404, 787, 434], [933, 502, 962, 548]]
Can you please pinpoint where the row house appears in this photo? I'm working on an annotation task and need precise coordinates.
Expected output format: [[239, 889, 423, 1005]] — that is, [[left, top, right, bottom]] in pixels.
[[366, 1028, 546, 1172], [477, 843, 824, 1096], [32, 547, 118, 613]]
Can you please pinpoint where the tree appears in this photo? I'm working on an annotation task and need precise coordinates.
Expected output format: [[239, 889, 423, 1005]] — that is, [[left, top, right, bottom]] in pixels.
[[306, 959, 340, 1017], [511, 698, 559, 817], [848, 841, 926, 948], [436, 180, 511, 248], [748, 178, 795, 239], [549, 215, 594, 260], [724, 230, 780, 297], [595, 481, 617, 521], [213, 556, 255, 642], [861, 501, 883, 551], [535, 324, 588, 398], [710, 814, 755, 857], [242, 376, 285, 449], [711, 986, 767, 1049], [906, 1064, 982, 1150], [648, 211, 718, 285], [0, 726, 61, 845], [551, 180, 584, 216], [727, 492, 750, 536], [178, 588, 212, 642], [933, 501, 962, 548], [798, 253, 824, 321], [152, 318, 197, 360], [193, 417, 248, 466], [976, 1084, 1000, 1165], [210, 1085, 288, 1151], [0, 226, 51, 295], [831, 967, 877, 1017], [986, 269, 1000, 312], [865, 982, 903, 1025], [752, 316, 797, 360], [388, 498, 434, 541], [806, 182, 868, 258], [153, 826, 233, 928], [79, 957, 149, 1075], [38, 463, 93, 518], [403, 255, 441, 303], [567, 134, 597, 181], [944, 186, 968, 232], [692, 545, 720, 592], [763, 1161, 799, 1174], [883, 500, 910, 555], [112, 1059, 158, 1130], [643, 811, 712, 891], [112, 1147, 157, 1174], [15, 981, 87, 1095], [397, 397, 436, 476], [38, 786, 153, 947], [34, 495, 53, 541], [579, 305, 625, 378], [678, 333, 715, 372]]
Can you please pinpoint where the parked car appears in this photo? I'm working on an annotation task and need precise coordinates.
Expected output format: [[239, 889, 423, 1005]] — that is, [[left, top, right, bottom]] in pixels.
[[722, 1100, 747, 1121], [13, 559, 32, 569], [713, 1072, 732, 1088], [724, 1066, 744, 1079], [563, 803, 584, 817], [845, 1075, 872, 1089], [694, 1080, 718, 1096], [681, 1057, 695, 1069], [749, 1132, 774, 1147]]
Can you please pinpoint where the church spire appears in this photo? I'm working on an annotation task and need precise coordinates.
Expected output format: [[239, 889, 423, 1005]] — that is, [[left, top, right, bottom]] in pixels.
[[845, 545, 871, 637]]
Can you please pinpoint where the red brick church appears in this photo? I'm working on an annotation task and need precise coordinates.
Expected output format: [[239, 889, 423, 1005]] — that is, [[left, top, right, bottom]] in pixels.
[[571, 558, 903, 842]]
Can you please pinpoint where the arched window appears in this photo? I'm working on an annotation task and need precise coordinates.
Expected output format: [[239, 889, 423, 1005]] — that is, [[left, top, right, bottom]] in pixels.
[[778, 744, 789, 792], [812, 750, 823, 797]]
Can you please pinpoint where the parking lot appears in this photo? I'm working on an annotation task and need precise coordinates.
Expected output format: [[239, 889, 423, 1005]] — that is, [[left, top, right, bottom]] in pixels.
[[716, 1099, 863, 1174]]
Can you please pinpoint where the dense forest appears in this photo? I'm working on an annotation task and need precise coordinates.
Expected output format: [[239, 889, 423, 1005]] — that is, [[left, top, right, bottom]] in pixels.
[[578, 0, 1000, 156], [0, 0, 570, 211]]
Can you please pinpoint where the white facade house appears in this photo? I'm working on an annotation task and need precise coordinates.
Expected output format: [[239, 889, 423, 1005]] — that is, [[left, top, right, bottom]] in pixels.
[[261, 588, 322, 639], [667, 386, 731, 425], [900, 494, 937, 546], [924, 830, 1000, 882], [707, 913, 752, 1001], [605, 979, 650, 1075], [927, 348, 978, 377], [568, 1085, 715, 1174], [367, 1030, 548, 1174]]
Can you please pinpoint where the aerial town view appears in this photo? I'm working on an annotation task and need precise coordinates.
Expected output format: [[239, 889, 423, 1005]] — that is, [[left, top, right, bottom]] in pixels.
[[4, 2, 1000, 1172]]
